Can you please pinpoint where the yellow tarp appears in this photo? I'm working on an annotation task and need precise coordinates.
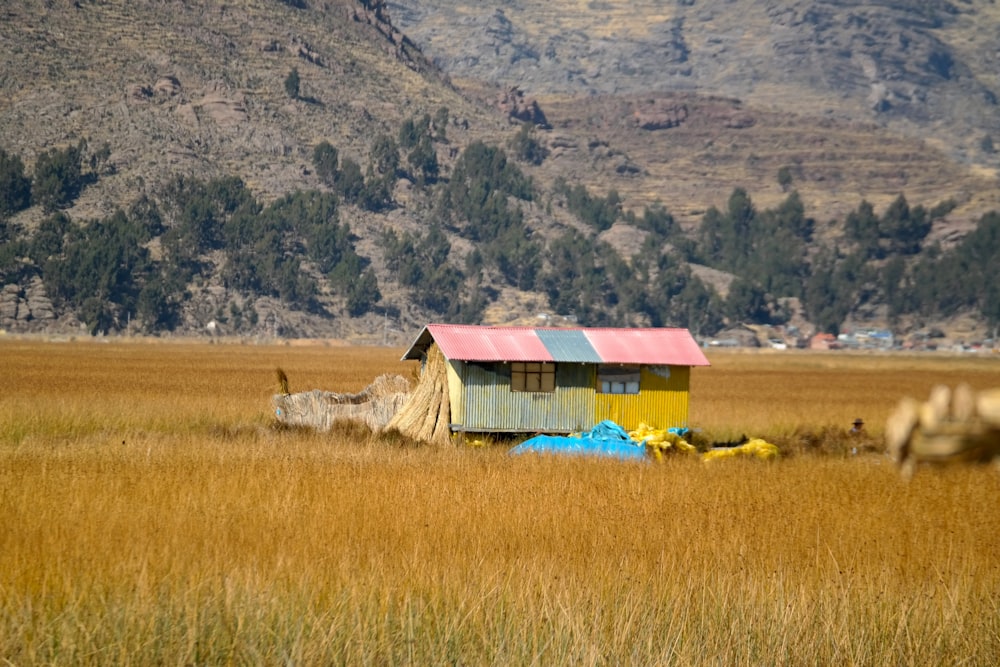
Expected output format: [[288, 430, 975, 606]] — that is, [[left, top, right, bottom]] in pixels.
[[629, 423, 696, 461], [702, 438, 779, 462]]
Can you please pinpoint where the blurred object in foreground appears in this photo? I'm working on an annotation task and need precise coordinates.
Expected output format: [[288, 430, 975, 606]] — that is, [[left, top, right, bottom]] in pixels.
[[886, 384, 1000, 478]]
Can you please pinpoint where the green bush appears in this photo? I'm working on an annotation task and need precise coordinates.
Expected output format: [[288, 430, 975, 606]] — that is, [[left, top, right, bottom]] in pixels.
[[284, 68, 300, 100], [32, 141, 86, 212], [0, 148, 31, 217]]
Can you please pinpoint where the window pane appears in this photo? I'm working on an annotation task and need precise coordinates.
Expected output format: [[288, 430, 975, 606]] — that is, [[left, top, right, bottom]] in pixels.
[[510, 361, 557, 392], [540, 372, 555, 392], [598, 366, 641, 394], [512, 371, 525, 391]]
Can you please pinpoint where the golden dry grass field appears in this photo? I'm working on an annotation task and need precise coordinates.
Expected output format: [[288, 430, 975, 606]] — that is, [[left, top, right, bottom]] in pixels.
[[2, 338, 999, 664]]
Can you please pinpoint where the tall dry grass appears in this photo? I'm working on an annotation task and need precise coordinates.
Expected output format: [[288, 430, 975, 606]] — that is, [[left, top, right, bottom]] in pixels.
[[692, 350, 1000, 452], [2, 339, 999, 664]]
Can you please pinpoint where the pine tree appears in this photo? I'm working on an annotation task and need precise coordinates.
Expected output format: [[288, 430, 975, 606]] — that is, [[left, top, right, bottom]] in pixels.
[[284, 67, 300, 100], [0, 148, 31, 216]]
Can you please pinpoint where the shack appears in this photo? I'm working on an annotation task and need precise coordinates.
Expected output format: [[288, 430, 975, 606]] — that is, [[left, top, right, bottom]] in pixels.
[[399, 323, 710, 435]]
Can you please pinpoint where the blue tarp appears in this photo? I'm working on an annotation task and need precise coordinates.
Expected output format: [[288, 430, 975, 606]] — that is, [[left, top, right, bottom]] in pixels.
[[508, 420, 647, 461]]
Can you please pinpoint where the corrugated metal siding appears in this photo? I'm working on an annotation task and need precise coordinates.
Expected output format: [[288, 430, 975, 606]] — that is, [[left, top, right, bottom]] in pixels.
[[594, 366, 691, 430], [457, 362, 595, 433], [446, 359, 464, 425], [535, 329, 602, 362]]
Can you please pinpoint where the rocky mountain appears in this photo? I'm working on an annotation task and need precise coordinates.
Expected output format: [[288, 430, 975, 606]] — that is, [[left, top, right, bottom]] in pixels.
[[0, 0, 513, 340], [390, 0, 1000, 229], [2, 0, 1000, 343], [0, 0, 490, 212], [390, 0, 1000, 167]]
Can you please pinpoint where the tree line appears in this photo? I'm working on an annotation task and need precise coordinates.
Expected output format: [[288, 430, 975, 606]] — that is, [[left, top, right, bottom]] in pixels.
[[684, 186, 998, 334], [1, 169, 376, 333], [3, 114, 1000, 337]]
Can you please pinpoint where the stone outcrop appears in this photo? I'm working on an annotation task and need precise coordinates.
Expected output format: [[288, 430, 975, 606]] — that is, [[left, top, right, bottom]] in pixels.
[[127, 84, 153, 101], [290, 37, 325, 67], [0, 284, 20, 324], [348, 0, 429, 72], [194, 91, 248, 126], [632, 99, 688, 130], [496, 86, 550, 128], [153, 75, 181, 97], [0, 278, 57, 332]]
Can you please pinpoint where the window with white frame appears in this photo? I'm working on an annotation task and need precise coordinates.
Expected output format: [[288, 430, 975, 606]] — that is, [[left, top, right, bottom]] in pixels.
[[598, 366, 641, 394], [511, 362, 556, 392]]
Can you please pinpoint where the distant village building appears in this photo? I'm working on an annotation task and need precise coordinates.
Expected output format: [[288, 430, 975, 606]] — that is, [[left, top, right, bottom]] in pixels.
[[400, 324, 710, 435], [849, 328, 895, 350], [809, 328, 896, 351], [709, 324, 759, 348], [810, 333, 837, 350]]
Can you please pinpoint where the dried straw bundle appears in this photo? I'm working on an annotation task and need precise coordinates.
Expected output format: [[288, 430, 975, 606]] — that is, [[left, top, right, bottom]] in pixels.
[[385, 343, 452, 445], [273, 373, 411, 432]]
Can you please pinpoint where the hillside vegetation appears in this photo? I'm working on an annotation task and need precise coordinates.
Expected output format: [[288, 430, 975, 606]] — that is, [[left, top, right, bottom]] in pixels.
[[1, 0, 999, 341]]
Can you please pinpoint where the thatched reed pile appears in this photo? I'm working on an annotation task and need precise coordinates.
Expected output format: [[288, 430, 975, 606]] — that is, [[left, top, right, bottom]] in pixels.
[[886, 384, 1000, 478], [385, 343, 452, 445], [273, 373, 411, 432]]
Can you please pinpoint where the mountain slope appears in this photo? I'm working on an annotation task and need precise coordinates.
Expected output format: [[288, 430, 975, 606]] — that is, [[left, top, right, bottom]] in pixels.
[[0, 0, 518, 340], [1, 0, 502, 218], [2, 0, 1000, 343], [390, 0, 1000, 166], [390, 0, 1000, 230]]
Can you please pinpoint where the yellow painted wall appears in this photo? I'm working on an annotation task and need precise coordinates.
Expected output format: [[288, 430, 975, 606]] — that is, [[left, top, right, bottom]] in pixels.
[[594, 365, 690, 430]]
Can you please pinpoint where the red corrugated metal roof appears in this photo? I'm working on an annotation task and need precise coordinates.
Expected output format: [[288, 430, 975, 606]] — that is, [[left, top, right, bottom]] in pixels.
[[402, 324, 710, 366], [584, 328, 710, 366], [422, 324, 554, 362]]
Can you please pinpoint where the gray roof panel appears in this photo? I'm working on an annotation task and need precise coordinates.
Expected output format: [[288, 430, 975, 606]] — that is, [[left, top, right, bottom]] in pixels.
[[536, 329, 603, 363]]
